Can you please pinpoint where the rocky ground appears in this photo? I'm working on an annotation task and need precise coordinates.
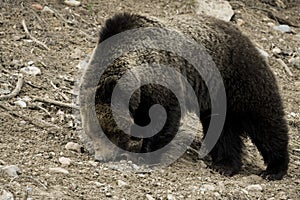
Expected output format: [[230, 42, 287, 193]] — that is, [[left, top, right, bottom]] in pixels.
[[0, 0, 299, 199]]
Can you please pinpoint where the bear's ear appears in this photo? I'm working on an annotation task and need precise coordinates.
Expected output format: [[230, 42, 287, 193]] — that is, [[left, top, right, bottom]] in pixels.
[[95, 76, 118, 104], [104, 77, 117, 93], [99, 13, 139, 43], [99, 12, 158, 43]]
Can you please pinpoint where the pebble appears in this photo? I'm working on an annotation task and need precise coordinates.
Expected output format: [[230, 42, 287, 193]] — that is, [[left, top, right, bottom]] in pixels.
[[167, 194, 176, 200], [245, 184, 263, 191], [64, 0, 81, 7], [94, 181, 106, 187], [58, 157, 71, 166], [1, 165, 20, 177], [76, 54, 91, 70], [213, 192, 221, 197], [0, 89, 10, 95], [267, 22, 275, 27], [272, 47, 282, 55], [27, 61, 34, 66], [201, 184, 216, 191], [196, 0, 234, 21], [88, 160, 98, 167], [0, 189, 14, 200], [56, 110, 65, 122], [273, 25, 293, 33], [105, 192, 112, 197], [247, 174, 262, 182], [241, 188, 249, 195], [237, 19, 245, 26], [31, 3, 43, 11], [65, 142, 83, 153], [288, 57, 300, 69], [22, 96, 32, 102], [146, 194, 155, 200], [20, 66, 41, 76], [49, 167, 69, 174], [117, 180, 129, 188], [41, 6, 54, 13], [0, 160, 5, 165], [70, 48, 83, 59], [14, 99, 27, 108], [257, 48, 269, 60]]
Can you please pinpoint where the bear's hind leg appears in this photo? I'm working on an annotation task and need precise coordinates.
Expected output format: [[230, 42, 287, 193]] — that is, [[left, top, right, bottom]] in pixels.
[[246, 115, 289, 180]]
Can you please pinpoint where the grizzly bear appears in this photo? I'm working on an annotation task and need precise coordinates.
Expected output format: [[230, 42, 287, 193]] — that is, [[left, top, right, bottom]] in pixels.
[[83, 13, 289, 180]]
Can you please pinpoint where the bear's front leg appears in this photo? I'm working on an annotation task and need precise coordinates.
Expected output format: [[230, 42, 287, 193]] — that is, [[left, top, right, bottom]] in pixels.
[[201, 114, 244, 176]]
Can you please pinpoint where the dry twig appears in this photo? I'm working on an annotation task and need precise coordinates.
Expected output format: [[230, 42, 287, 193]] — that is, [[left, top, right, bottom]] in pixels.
[[32, 96, 79, 110], [277, 59, 293, 77], [49, 80, 70, 101], [0, 104, 61, 129], [0, 74, 24, 100], [22, 19, 50, 50]]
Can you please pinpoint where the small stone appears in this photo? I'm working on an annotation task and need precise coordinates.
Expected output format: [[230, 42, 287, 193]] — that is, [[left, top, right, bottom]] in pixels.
[[294, 81, 300, 88], [57, 110, 65, 123], [267, 22, 275, 27], [281, 49, 294, 56], [241, 188, 249, 195], [94, 181, 105, 187], [32, 3, 43, 11], [58, 157, 71, 166], [22, 96, 32, 102], [167, 194, 176, 200], [20, 66, 41, 76], [49, 152, 55, 157], [288, 57, 300, 70], [70, 48, 82, 59], [41, 6, 54, 13], [27, 61, 34, 66], [49, 167, 69, 174], [273, 25, 293, 33], [213, 192, 220, 197], [146, 194, 155, 200], [246, 184, 263, 191], [65, 142, 82, 153], [201, 184, 215, 191], [0, 190, 14, 200], [77, 54, 91, 70], [272, 47, 281, 55], [105, 192, 112, 197], [14, 99, 27, 108], [275, 0, 286, 8], [117, 180, 129, 188], [64, 0, 81, 7], [257, 48, 269, 60], [196, 0, 234, 21], [0, 89, 10, 95], [247, 174, 262, 181], [88, 161, 98, 167], [237, 19, 245, 26], [1, 165, 20, 177]]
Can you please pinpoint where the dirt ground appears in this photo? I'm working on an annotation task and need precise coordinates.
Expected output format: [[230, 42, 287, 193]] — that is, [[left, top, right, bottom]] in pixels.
[[0, 0, 299, 199]]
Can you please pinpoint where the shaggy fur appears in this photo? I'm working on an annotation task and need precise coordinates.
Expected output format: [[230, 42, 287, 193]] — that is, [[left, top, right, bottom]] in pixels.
[[94, 13, 289, 180]]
